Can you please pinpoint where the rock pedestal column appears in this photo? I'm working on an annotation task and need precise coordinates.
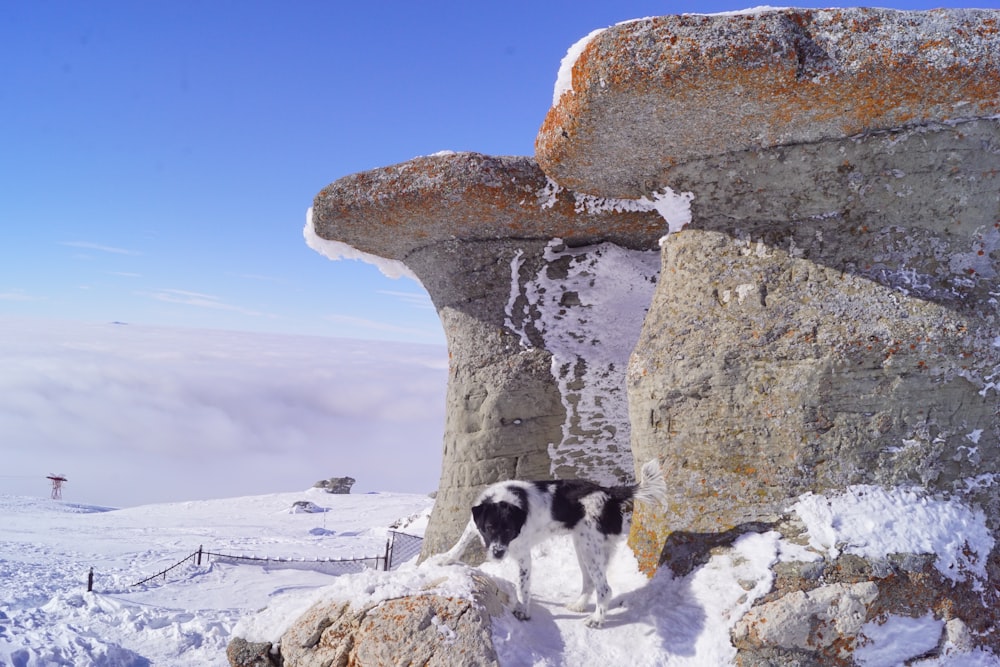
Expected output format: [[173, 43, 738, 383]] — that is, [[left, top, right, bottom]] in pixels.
[[309, 153, 666, 558]]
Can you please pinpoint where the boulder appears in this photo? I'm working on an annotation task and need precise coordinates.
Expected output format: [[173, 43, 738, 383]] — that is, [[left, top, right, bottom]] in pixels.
[[310, 153, 668, 558], [730, 549, 988, 665], [289, 500, 325, 514], [733, 581, 879, 658], [628, 118, 1000, 545], [276, 573, 505, 667], [313, 476, 355, 494], [626, 113, 1000, 656], [226, 637, 278, 667], [536, 7, 1000, 198]]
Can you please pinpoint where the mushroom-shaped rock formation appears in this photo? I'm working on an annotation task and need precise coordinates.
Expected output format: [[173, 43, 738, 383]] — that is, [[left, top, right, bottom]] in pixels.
[[297, 7, 1000, 659], [537, 7, 1000, 198], [309, 152, 673, 557]]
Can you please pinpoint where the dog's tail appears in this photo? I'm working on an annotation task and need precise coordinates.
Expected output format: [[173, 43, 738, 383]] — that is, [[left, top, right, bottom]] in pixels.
[[632, 459, 668, 508]]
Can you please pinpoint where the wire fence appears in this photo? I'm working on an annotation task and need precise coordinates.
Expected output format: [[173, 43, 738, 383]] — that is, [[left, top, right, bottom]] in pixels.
[[386, 530, 424, 571], [126, 530, 424, 589]]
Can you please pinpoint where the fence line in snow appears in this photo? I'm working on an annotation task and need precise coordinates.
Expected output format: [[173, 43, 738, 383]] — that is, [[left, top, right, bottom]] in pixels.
[[125, 530, 424, 589]]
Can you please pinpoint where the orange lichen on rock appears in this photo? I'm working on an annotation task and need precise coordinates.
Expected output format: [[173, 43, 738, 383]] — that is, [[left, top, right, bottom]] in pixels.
[[311, 152, 666, 261], [536, 7, 1000, 198]]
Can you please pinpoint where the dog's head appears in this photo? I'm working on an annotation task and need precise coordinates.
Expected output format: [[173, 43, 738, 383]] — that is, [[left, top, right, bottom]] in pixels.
[[471, 499, 527, 561]]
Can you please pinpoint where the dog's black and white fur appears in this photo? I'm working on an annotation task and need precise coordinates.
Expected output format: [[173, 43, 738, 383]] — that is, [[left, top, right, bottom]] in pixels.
[[438, 459, 667, 628]]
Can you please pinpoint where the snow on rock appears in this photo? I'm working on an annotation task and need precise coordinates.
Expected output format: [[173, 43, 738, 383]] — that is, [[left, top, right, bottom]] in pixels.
[[503, 238, 659, 482], [734, 581, 879, 655], [644, 188, 694, 236], [538, 176, 694, 235], [234, 560, 490, 645], [537, 8, 1000, 198], [792, 484, 995, 587], [304, 206, 420, 282], [855, 612, 944, 667], [552, 27, 606, 107]]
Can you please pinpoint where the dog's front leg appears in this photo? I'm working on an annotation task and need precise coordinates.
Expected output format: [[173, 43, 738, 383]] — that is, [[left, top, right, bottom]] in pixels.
[[432, 519, 480, 565], [511, 552, 532, 620]]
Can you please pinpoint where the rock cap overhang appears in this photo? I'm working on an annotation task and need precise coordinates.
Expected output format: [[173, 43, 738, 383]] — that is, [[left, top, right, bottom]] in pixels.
[[536, 7, 1000, 199], [310, 152, 668, 262]]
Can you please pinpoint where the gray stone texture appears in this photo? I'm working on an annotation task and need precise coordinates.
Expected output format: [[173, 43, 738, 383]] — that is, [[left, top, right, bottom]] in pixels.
[[226, 637, 278, 667], [733, 581, 878, 655], [537, 7, 1000, 198], [627, 118, 1000, 656], [313, 476, 355, 494], [628, 118, 1000, 548]]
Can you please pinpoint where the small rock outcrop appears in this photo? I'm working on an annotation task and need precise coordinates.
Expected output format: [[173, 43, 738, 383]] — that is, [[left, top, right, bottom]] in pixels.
[[263, 573, 505, 667], [537, 7, 1000, 198], [313, 476, 355, 494], [226, 637, 278, 667], [289, 500, 325, 514]]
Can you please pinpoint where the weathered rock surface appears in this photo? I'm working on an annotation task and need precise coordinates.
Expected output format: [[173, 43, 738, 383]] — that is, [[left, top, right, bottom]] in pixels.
[[226, 637, 278, 667], [311, 153, 666, 558], [312, 153, 669, 256], [313, 476, 355, 494], [733, 581, 878, 657], [537, 7, 1000, 198], [627, 118, 1000, 658], [730, 548, 992, 665], [628, 117, 1000, 545], [273, 573, 505, 667]]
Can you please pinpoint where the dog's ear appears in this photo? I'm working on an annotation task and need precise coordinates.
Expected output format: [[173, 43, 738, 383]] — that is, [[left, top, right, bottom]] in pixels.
[[471, 503, 487, 530]]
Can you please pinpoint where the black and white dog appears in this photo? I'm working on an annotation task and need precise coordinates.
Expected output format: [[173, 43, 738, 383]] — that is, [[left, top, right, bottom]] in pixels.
[[437, 459, 667, 627]]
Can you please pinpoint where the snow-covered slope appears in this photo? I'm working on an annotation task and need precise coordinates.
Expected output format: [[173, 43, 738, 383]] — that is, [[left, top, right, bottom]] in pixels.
[[0, 490, 433, 666], [3, 490, 997, 666]]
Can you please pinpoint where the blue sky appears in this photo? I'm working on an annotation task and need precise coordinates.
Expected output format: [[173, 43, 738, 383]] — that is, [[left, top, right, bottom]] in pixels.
[[1, 0, 984, 345]]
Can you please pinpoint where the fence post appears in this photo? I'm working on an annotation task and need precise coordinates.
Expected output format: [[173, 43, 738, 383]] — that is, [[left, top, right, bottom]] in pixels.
[[87, 567, 94, 593], [197, 545, 203, 566], [383, 533, 393, 571]]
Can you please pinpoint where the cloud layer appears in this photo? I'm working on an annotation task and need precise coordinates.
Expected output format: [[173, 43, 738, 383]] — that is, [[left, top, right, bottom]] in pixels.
[[0, 318, 447, 507]]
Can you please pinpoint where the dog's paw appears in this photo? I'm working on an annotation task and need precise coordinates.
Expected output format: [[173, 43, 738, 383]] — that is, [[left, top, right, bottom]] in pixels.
[[565, 598, 589, 613], [512, 607, 531, 621], [423, 553, 459, 567], [583, 614, 605, 629]]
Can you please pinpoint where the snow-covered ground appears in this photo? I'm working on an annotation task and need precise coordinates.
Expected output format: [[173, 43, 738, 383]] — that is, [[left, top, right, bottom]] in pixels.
[[3, 487, 998, 666], [0, 489, 431, 666]]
